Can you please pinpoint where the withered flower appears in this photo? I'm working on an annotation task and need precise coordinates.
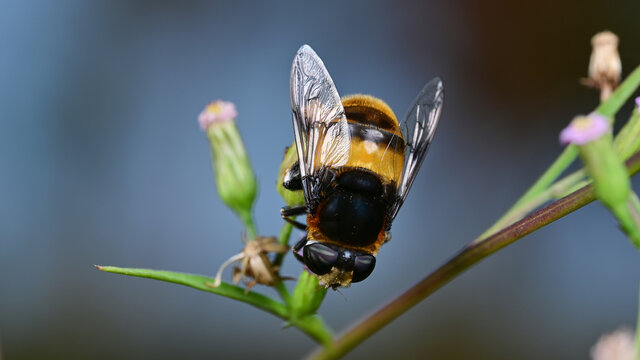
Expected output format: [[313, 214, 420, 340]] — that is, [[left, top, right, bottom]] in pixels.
[[209, 235, 289, 292], [585, 31, 621, 102]]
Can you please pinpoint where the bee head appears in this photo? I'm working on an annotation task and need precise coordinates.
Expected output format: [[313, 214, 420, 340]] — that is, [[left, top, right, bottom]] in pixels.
[[292, 237, 376, 288]]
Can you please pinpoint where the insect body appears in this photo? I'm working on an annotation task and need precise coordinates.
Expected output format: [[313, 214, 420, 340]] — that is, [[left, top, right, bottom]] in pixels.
[[282, 45, 444, 288]]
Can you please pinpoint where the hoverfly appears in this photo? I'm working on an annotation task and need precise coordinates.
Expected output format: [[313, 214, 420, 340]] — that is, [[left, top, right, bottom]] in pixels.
[[281, 45, 444, 288]]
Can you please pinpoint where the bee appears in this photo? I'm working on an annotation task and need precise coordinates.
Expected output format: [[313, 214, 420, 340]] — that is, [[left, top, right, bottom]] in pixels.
[[281, 45, 444, 288]]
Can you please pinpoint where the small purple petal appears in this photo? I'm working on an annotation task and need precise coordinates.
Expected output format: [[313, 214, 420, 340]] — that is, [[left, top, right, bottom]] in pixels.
[[198, 100, 238, 130], [559, 114, 609, 146], [635, 96, 640, 112]]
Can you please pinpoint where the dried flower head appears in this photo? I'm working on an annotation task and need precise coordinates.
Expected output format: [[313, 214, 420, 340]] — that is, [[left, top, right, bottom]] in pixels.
[[586, 31, 621, 101], [209, 235, 289, 292], [590, 327, 636, 360], [560, 114, 609, 145]]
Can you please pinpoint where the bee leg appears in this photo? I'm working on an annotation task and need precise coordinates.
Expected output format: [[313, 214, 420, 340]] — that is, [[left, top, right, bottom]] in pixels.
[[281, 205, 307, 230], [283, 216, 307, 230], [281, 205, 307, 217]]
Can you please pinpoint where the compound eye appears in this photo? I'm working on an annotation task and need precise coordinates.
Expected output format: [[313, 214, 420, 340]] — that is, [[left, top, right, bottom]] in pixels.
[[351, 254, 376, 283], [303, 243, 339, 275]]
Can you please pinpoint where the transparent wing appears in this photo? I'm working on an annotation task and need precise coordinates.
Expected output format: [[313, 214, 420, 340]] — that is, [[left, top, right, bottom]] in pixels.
[[290, 45, 351, 206], [388, 78, 444, 222]]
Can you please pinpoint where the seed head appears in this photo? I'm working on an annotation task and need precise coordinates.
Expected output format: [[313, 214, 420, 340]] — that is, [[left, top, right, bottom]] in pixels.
[[587, 31, 621, 101]]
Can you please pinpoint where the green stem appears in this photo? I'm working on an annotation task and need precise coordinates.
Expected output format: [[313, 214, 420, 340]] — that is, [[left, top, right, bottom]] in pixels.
[[490, 169, 589, 230], [272, 222, 294, 304], [239, 210, 257, 239], [309, 152, 640, 360], [290, 315, 333, 347], [477, 65, 640, 242], [626, 192, 640, 250], [614, 107, 640, 161], [636, 283, 640, 360], [595, 66, 640, 117], [477, 145, 578, 241], [274, 222, 293, 268], [274, 280, 291, 305]]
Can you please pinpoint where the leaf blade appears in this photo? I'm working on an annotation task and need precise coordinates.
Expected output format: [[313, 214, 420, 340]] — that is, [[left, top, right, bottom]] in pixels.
[[95, 265, 288, 318]]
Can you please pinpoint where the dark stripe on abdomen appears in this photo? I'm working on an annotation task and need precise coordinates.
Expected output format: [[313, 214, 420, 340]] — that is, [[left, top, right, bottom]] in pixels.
[[344, 106, 398, 131], [348, 122, 405, 153]]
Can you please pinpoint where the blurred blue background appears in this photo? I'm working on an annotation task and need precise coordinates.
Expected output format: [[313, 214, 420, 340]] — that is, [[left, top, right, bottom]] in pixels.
[[1, 1, 640, 359]]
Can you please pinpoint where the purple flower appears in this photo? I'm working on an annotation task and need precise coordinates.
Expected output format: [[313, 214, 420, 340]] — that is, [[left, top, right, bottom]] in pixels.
[[635, 96, 640, 113], [559, 114, 609, 145], [198, 100, 238, 130]]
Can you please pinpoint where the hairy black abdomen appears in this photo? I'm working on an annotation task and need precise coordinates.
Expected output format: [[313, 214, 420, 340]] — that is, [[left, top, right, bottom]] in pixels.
[[317, 171, 386, 247]]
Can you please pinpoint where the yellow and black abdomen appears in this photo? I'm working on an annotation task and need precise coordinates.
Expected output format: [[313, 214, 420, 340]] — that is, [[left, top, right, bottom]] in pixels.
[[306, 95, 406, 255], [341, 94, 405, 186]]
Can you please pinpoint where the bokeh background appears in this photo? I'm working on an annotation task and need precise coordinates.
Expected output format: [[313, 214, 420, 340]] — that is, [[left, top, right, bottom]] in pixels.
[[2, 1, 640, 359]]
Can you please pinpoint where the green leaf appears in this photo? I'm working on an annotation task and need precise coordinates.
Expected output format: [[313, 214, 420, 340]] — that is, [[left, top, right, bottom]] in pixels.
[[96, 265, 288, 318], [96, 265, 334, 344]]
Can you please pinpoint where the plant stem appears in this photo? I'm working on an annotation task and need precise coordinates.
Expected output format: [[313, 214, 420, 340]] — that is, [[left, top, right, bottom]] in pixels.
[[274, 279, 291, 305], [487, 169, 589, 232], [476, 65, 640, 242], [240, 210, 257, 239], [290, 315, 333, 347], [614, 109, 640, 160], [274, 222, 293, 268], [476, 145, 578, 241], [272, 222, 294, 304], [636, 283, 640, 360], [309, 152, 640, 360], [626, 192, 640, 249], [595, 65, 640, 118]]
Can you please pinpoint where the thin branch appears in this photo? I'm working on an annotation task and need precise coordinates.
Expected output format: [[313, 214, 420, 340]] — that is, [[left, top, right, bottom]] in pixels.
[[477, 65, 640, 241], [309, 152, 640, 360]]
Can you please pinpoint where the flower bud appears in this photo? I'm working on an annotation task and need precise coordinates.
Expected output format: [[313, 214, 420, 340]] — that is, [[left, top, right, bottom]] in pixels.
[[561, 114, 628, 207], [561, 114, 640, 245], [276, 142, 305, 207], [199, 100, 257, 230], [290, 270, 327, 318], [587, 31, 622, 102]]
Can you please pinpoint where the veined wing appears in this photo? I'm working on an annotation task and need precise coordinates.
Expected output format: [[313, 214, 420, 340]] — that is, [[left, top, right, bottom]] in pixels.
[[290, 45, 351, 207], [388, 78, 444, 222]]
